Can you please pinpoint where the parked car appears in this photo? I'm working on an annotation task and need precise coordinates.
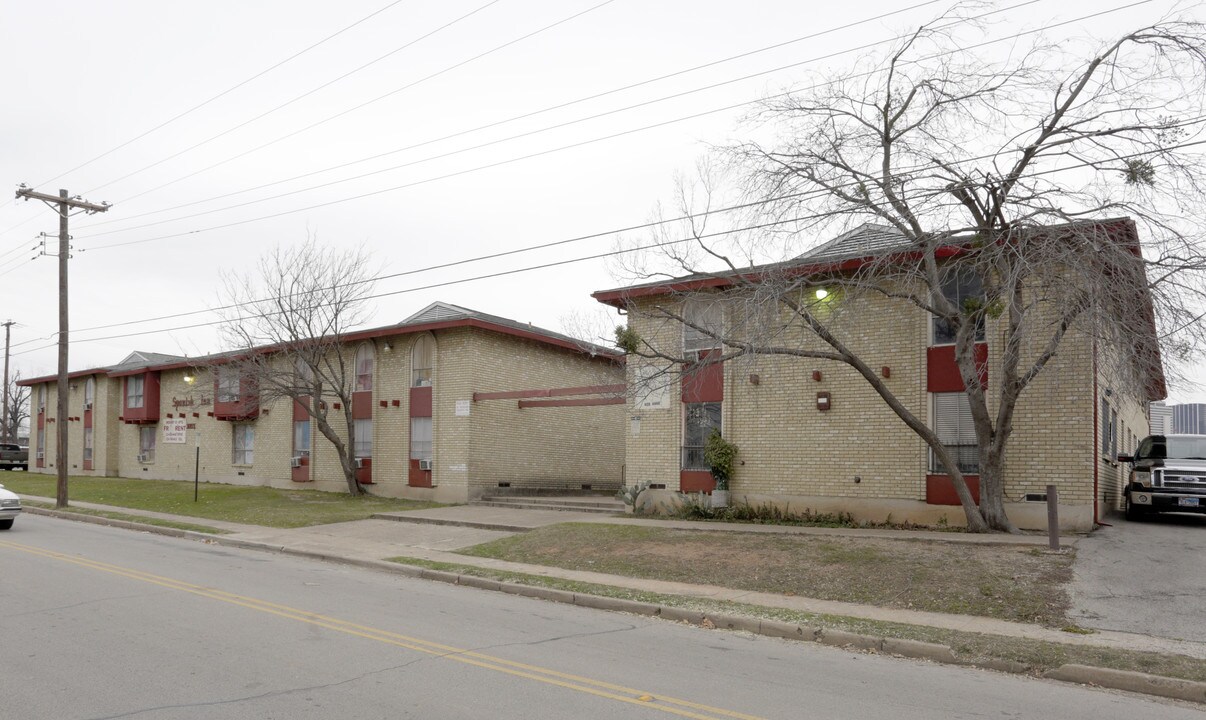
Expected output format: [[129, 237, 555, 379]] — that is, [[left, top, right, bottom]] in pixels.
[[0, 482, 20, 529], [0, 442, 27, 471], [1118, 434, 1206, 520]]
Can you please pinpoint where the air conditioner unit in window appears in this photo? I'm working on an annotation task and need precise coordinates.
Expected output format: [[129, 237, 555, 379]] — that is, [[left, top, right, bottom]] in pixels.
[[36, 451, 44, 460], [354, 458, 365, 469], [290, 457, 303, 468], [84, 402, 93, 410], [137, 453, 148, 463], [418, 459, 433, 471]]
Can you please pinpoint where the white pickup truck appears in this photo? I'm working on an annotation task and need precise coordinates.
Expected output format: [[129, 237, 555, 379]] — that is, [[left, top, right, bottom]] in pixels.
[[1119, 434, 1206, 520]]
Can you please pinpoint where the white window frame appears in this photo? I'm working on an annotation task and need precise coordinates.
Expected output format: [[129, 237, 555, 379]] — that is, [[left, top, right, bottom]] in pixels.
[[138, 426, 156, 463], [217, 368, 240, 403], [930, 267, 986, 346], [232, 424, 255, 465], [682, 402, 722, 470], [353, 419, 372, 458], [410, 416, 433, 461], [411, 334, 434, 387], [354, 343, 374, 392], [293, 419, 311, 457], [126, 375, 145, 409], [83, 427, 93, 463], [930, 392, 978, 474], [683, 299, 723, 354], [84, 377, 95, 408]]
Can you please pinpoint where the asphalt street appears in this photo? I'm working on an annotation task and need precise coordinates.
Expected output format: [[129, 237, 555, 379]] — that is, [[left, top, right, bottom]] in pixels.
[[2, 514, 1201, 720]]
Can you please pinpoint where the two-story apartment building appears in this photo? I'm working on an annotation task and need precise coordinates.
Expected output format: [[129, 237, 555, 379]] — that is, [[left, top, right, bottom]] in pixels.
[[21, 303, 626, 503], [593, 220, 1163, 531]]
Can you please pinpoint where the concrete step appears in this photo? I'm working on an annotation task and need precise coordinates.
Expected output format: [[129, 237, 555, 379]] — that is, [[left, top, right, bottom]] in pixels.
[[478, 495, 624, 509], [471, 498, 624, 514]]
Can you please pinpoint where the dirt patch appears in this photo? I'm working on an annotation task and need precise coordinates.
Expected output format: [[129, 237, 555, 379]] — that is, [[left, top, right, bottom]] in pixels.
[[457, 524, 1073, 625]]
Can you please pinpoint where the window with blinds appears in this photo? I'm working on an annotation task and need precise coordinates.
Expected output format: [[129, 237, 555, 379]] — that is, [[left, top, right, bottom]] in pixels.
[[931, 392, 979, 473]]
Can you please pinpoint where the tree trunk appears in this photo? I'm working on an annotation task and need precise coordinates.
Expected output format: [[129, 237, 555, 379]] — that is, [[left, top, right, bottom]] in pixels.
[[977, 453, 1019, 533]]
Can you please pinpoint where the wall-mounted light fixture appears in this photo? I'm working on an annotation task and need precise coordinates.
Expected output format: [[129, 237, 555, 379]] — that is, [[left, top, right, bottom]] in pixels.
[[183, 373, 195, 385], [382, 341, 393, 352], [814, 288, 829, 300]]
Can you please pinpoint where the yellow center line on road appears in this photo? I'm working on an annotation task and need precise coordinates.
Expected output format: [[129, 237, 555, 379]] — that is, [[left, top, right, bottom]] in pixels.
[[1, 540, 768, 720]]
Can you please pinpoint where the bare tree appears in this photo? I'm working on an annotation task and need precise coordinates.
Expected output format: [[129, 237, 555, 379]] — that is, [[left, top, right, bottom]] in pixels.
[[217, 240, 376, 495], [615, 7, 1206, 532], [2, 370, 30, 444]]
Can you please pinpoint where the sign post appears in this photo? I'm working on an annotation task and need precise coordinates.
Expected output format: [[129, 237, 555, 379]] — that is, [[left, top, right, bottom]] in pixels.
[[194, 431, 201, 503]]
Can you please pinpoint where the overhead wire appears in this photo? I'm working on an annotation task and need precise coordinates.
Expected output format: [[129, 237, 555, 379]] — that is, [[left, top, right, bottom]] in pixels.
[[85, 0, 614, 198], [74, 0, 1147, 252], [72, 0, 949, 232], [13, 134, 1205, 357]]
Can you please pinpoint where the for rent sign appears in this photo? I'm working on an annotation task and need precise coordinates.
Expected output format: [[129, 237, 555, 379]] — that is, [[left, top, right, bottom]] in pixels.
[[163, 418, 188, 444]]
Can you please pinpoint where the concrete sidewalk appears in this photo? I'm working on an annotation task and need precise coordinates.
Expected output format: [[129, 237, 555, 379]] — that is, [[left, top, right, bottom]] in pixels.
[[17, 494, 1202, 663]]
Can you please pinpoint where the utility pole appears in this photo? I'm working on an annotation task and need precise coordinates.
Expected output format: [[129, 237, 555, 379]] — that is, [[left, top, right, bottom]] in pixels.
[[16, 186, 111, 508], [1, 320, 13, 443]]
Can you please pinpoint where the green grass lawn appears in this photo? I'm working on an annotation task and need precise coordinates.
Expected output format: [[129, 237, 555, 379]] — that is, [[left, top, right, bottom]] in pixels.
[[1, 475, 444, 528], [455, 523, 1075, 626]]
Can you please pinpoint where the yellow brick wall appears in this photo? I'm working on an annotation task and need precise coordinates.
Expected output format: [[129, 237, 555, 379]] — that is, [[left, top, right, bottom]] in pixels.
[[24, 325, 624, 505], [458, 329, 625, 496], [621, 286, 1119, 530]]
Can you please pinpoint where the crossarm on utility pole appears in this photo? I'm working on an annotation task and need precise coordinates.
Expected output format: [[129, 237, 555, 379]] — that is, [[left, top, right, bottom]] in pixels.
[[15, 185, 111, 508]]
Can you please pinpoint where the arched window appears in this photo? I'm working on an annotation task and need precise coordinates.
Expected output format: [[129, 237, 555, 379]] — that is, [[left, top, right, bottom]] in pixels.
[[411, 334, 435, 387], [84, 377, 95, 408], [354, 343, 374, 392]]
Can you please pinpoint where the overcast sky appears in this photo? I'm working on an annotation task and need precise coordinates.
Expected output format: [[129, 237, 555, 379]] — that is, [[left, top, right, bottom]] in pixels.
[[2, 0, 1202, 401]]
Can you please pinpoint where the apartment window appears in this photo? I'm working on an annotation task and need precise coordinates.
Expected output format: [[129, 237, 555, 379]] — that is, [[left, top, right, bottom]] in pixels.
[[232, 424, 255, 465], [38, 385, 46, 412], [84, 377, 95, 408], [83, 428, 93, 462], [931, 392, 979, 474], [1101, 398, 1119, 458], [683, 299, 723, 353], [411, 334, 434, 387], [36, 427, 45, 456], [217, 368, 240, 403], [682, 402, 721, 469], [355, 343, 374, 392], [127, 375, 145, 409], [353, 419, 372, 458], [139, 426, 156, 463], [293, 419, 311, 457], [410, 417, 432, 461], [932, 268, 986, 344]]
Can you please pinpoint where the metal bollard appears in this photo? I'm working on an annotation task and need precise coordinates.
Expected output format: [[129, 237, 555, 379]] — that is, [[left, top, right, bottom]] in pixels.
[[1046, 484, 1059, 551]]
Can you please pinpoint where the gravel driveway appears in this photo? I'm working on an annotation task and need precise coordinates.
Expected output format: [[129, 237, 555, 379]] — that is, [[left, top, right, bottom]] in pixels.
[[1067, 511, 1206, 642]]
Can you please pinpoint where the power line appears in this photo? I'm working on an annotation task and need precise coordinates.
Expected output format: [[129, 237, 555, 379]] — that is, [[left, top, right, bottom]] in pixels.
[[14, 135, 1205, 357], [36, 0, 413, 189], [84, 0, 613, 198], [74, 1, 1150, 252], [72, 0, 948, 231]]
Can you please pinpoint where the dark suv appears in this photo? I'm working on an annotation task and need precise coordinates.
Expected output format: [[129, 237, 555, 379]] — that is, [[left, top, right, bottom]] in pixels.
[[1118, 434, 1206, 520]]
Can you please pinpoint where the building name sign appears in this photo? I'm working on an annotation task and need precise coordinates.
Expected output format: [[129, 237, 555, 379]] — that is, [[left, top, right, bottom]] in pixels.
[[172, 395, 212, 409]]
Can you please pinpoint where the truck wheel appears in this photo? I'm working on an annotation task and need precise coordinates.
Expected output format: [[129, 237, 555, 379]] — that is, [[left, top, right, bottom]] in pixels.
[[0, 519, 12, 530], [17, 465, 26, 472], [1124, 493, 1147, 521]]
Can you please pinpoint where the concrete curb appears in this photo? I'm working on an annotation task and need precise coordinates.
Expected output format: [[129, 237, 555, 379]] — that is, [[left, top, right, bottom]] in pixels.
[[370, 513, 536, 533], [24, 509, 1204, 705], [1044, 664, 1206, 704]]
